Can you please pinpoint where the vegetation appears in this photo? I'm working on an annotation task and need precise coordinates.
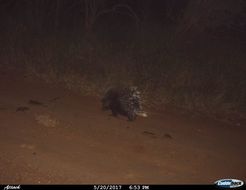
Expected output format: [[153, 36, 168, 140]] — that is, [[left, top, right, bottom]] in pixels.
[[0, 0, 246, 122]]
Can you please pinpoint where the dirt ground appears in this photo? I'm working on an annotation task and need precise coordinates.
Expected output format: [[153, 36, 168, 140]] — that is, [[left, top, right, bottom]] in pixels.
[[0, 68, 245, 184]]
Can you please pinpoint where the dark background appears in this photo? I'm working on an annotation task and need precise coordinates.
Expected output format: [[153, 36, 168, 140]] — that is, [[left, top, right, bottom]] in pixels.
[[0, 0, 246, 119]]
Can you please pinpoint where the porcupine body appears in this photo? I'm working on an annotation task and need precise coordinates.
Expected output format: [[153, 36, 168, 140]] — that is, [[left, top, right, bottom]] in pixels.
[[101, 86, 147, 121]]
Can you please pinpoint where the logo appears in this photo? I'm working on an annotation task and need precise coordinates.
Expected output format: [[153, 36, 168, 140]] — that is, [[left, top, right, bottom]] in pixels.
[[215, 179, 244, 188]]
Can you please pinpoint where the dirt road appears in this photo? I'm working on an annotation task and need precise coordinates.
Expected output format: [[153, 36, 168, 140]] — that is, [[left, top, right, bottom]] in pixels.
[[0, 69, 245, 184]]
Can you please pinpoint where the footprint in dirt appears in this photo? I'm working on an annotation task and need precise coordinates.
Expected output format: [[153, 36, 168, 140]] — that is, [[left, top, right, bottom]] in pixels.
[[29, 97, 61, 106], [49, 97, 61, 102], [28, 100, 46, 106], [163, 133, 173, 139], [15, 97, 61, 113], [16, 106, 30, 112], [15, 99, 45, 112], [142, 131, 173, 140], [142, 131, 157, 139]]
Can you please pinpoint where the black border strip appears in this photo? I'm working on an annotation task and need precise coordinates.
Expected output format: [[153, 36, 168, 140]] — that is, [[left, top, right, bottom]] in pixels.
[[0, 185, 245, 190]]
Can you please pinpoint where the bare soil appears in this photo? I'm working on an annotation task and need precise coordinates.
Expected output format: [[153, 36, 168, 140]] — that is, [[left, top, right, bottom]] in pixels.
[[0, 68, 245, 184]]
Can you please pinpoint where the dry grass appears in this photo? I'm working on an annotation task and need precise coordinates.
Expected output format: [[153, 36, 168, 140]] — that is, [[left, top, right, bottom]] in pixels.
[[1, 29, 246, 123]]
